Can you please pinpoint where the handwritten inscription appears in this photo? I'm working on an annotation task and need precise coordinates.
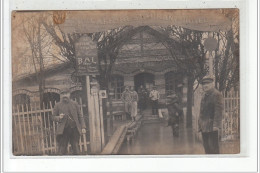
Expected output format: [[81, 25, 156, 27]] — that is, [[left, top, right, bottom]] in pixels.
[[60, 10, 232, 33]]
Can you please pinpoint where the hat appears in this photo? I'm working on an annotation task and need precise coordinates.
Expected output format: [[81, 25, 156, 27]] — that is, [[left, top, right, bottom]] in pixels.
[[152, 86, 157, 89], [60, 88, 70, 94], [201, 76, 214, 84]]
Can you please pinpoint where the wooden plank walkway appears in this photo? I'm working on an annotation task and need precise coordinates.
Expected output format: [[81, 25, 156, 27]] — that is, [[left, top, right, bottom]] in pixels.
[[101, 115, 142, 155]]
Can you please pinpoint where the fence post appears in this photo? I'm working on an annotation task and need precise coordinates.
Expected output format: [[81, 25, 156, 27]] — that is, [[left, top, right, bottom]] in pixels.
[[16, 105, 24, 154], [99, 94, 105, 149], [26, 104, 32, 154], [222, 91, 225, 140], [46, 103, 53, 154], [12, 106, 20, 154], [50, 101, 57, 154], [35, 103, 45, 155], [21, 105, 29, 155]]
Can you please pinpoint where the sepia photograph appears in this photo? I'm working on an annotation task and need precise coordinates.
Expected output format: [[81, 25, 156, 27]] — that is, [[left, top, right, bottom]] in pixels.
[[11, 9, 240, 156]]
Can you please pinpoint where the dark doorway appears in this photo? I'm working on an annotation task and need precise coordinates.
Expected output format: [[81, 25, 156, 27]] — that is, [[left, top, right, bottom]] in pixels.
[[134, 73, 155, 92], [134, 73, 155, 110]]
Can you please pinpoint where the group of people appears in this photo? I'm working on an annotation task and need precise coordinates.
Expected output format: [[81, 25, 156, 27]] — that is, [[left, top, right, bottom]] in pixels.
[[121, 85, 161, 121], [121, 86, 139, 121], [51, 76, 223, 155]]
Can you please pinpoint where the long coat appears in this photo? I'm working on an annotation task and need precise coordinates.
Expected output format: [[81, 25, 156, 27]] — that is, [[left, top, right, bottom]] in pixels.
[[167, 100, 183, 125], [199, 88, 223, 133], [51, 100, 86, 135]]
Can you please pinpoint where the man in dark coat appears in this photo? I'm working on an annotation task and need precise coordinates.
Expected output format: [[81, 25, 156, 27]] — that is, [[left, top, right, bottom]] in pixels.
[[137, 85, 147, 114], [199, 76, 223, 154], [51, 88, 86, 155], [166, 93, 183, 137]]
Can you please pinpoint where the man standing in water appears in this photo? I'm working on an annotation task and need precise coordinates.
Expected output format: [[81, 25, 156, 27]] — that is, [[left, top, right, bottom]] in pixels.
[[149, 86, 160, 116], [166, 93, 183, 137], [199, 76, 223, 154], [51, 88, 86, 155], [121, 86, 132, 120], [131, 86, 139, 121]]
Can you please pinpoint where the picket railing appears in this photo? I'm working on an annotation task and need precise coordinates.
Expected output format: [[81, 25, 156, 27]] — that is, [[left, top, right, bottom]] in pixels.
[[12, 99, 89, 156], [221, 90, 240, 141]]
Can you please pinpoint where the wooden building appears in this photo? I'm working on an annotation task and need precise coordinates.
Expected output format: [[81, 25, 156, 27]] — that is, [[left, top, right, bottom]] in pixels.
[[12, 26, 188, 111]]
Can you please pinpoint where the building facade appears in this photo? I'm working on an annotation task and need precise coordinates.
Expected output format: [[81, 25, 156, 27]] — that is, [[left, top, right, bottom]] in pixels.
[[13, 27, 188, 111]]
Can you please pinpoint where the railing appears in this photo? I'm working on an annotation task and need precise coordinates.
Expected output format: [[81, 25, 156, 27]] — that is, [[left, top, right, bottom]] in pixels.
[[12, 99, 89, 156], [221, 90, 240, 141]]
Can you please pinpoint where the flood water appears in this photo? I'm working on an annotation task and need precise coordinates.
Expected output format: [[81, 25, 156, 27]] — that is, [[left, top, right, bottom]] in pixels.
[[118, 122, 205, 155]]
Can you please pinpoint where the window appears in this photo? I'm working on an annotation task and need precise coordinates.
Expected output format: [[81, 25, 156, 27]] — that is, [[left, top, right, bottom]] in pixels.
[[111, 75, 124, 100], [13, 94, 30, 111]]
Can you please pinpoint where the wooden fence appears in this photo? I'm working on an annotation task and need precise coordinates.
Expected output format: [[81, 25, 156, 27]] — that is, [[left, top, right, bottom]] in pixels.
[[12, 99, 89, 156]]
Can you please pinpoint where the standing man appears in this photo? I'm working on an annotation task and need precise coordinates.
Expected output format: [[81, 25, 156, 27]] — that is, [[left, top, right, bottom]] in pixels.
[[166, 93, 183, 137], [198, 76, 223, 154], [51, 88, 86, 155], [131, 86, 139, 121], [149, 86, 160, 115], [121, 86, 132, 120]]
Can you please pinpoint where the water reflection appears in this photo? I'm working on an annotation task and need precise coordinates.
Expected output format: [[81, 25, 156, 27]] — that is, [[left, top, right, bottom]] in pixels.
[[118, 122, 205, 155]]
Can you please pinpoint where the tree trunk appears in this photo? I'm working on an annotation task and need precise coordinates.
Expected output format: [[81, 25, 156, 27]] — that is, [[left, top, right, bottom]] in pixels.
[[38, 19, 45, 109], [39, 75, 44, 109], [186, 75, 194, 128], [219, 30, 233, 91]]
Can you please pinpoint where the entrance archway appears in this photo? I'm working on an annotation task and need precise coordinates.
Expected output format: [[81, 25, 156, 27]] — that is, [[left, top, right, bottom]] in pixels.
[[134, 73, 155, 111]]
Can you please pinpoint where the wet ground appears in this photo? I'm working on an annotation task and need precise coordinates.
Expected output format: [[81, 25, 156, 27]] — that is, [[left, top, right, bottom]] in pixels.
[[118, 121, 240, 155], [118, 122, 205, 155]]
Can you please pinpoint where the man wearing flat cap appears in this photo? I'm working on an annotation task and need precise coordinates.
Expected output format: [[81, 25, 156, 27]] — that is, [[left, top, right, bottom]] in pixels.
[[51, 88, 86, 155], [199, 76, 223, 154]]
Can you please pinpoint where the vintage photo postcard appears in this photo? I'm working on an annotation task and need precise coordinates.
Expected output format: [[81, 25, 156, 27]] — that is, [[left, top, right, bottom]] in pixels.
[[12, 9, 240, 155]]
